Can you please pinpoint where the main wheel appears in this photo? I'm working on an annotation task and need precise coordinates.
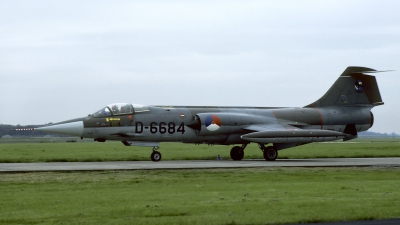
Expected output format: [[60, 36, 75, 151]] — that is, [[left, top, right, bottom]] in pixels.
[[230, 146, 244, 161], [263, 146, 278, 161], [151, 151, 162, 162]]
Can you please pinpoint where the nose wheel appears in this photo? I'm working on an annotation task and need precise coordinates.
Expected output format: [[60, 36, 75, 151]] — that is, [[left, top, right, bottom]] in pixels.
[[150, 146, 162, 162], [230, 144, 247, 161]]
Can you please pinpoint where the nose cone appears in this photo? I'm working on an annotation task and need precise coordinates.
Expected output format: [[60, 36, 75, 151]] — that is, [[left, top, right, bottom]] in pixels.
[[36, 121, 84, 137]]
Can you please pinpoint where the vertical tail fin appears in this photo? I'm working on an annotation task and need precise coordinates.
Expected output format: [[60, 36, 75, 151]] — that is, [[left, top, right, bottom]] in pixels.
[[305, 66, 384, 108]]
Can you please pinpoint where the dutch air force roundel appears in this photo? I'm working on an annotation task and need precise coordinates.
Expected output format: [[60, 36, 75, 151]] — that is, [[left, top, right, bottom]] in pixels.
[[205, 115, 222, 131]]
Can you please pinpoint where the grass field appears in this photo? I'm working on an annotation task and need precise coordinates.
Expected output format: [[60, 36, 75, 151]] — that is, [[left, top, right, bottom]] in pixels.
[[1, 168, 399, 225], [1, 139, 399, 224], [0, 138, 400, 162]]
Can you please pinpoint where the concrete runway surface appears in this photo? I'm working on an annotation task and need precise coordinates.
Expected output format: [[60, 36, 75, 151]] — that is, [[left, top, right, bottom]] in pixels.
[[0, 157, 399, 172]]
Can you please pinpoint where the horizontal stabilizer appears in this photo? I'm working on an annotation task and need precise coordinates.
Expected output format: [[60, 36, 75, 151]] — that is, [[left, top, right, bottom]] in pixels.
[[360, 70, 394, 73]]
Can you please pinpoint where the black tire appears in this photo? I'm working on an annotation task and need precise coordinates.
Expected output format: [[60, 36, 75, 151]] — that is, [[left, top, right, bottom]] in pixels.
[[263, 146, 278, 161], [230, 146, 244, 161], [151, 151, 162, 162]]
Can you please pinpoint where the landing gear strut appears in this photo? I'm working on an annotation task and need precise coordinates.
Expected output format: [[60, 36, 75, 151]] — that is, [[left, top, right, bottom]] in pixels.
[[151, 146, 161, 162], [230, 144, 247, 161], [258, 144, 278, 161]]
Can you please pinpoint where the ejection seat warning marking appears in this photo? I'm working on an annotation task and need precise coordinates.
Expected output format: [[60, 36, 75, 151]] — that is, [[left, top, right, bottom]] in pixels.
[[106, 118, 121, 122], [102, 118, 121, 127]]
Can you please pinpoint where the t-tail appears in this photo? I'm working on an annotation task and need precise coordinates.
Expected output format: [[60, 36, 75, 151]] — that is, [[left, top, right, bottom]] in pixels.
[[305, 66, 384, 108]]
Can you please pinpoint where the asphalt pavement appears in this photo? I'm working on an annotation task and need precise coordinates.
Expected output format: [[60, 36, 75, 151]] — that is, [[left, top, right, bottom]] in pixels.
[[0, 157, 399, 172]]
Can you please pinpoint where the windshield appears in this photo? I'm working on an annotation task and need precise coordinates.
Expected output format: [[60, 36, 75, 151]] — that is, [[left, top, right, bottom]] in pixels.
[[92, 107, 112, 117], [92, 103, 148, 117]]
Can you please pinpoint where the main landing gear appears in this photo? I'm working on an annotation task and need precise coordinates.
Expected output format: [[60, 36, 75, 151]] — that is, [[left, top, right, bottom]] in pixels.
[[230, 144, 247, 161], [259, 144, 278, 161], [151, 146, 162, 162], [230, 144, 278, 161]]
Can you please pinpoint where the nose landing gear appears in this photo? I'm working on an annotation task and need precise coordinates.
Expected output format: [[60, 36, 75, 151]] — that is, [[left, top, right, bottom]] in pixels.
[[230, 144, 247, 161]]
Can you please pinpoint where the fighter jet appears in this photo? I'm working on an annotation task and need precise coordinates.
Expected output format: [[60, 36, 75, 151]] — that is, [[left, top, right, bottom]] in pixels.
[[36, 66, 384, 162]]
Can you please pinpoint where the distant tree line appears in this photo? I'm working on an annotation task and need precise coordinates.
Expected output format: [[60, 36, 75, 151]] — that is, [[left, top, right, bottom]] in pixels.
[[358, 131, 399, 137]]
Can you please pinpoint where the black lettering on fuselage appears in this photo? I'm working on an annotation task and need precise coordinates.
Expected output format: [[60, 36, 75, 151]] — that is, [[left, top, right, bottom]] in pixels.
[[135, 122, 186, 134], [135, 122, 143, 133]]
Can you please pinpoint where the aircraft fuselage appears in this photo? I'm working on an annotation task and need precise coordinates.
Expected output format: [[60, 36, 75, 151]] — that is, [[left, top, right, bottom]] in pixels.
[[51, 105, 373, 145]]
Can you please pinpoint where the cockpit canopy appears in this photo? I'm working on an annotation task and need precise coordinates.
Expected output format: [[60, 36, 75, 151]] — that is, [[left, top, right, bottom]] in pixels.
[[92, 103, 149, 117]]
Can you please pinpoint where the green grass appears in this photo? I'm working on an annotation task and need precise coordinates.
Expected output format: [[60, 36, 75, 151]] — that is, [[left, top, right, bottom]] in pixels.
[[0, 168, 399, 225], [1, 139, 399, 224], [0, 138, 400, 162]]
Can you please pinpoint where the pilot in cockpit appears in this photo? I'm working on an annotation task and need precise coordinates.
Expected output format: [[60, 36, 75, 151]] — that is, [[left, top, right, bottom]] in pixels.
[[111, 105, 119, 115]]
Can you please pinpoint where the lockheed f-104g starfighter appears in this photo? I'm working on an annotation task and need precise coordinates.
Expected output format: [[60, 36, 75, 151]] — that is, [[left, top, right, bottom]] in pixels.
[[36, 66, 385, 162]]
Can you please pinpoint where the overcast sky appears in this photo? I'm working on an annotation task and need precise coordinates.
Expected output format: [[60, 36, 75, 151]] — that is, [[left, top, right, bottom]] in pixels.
[[1, 0, 399, 133]]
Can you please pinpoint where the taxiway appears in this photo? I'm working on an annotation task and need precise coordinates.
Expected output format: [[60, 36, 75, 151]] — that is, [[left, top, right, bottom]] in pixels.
[[0, 158, 399, 172]]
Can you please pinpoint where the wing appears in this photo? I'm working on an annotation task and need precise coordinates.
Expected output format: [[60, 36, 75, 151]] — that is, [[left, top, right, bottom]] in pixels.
[[241, 124, 348, 144], [242, 123, 301, 132]]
